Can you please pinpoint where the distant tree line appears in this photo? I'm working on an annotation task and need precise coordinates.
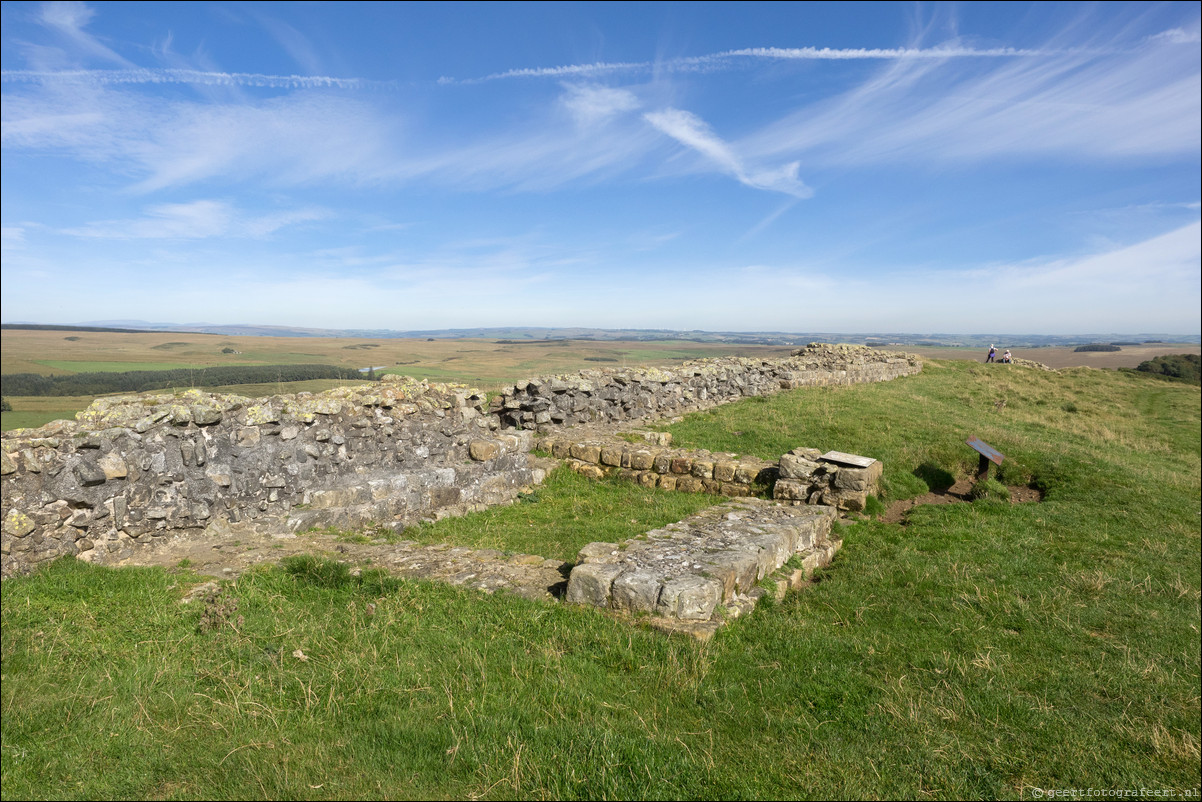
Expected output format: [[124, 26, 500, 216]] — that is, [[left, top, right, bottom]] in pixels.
[[1, 364, 358, 397], [1132, 354, 1201, 384], [1074, 344, 1122, 352], [1, 323, 170, 334]]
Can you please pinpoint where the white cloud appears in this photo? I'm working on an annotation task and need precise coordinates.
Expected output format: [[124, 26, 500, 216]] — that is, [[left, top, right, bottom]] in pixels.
[[1, 68, 372, 90], [1148, 27, 1201, 45], [743, 33, 1201, 165], [446, 42, 1052, 84], [993, 220, 1200, 291], [35, 1, 134, 67], [559, 83, 641, 126], [1, 226, 26, 251], [60, 200, 327, 239], [644, 108, 811, 197]]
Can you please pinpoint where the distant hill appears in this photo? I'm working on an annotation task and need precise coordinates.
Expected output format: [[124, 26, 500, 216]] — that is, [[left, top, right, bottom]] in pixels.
[[4, 320, 1197, 348]]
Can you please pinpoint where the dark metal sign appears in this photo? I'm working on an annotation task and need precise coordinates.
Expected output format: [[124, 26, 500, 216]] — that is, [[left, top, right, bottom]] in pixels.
[[966, 437, 1004, 465], [966, 437, 1004, 480]]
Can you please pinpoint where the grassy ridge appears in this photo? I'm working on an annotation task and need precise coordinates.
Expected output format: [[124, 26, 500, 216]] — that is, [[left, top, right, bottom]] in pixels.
[[2, 361, 1199, 799]]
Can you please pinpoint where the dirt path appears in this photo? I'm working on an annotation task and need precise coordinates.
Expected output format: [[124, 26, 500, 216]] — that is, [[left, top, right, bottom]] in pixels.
[[880, 479, 1042, 524]]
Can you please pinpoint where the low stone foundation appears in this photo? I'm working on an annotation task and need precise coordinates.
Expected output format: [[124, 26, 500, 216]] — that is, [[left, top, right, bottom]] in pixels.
[[566, 499, 839, 638], [538, 430, 775, 497], [538, 428, 883, 512]]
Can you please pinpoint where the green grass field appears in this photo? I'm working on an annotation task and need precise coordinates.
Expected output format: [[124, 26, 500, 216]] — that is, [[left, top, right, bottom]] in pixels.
[[2, 361, 1199, 800], [31, 360, 235, 373]]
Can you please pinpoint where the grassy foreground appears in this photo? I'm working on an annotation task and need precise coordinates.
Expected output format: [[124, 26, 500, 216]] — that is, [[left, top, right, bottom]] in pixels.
[[2, 361, 1199, 800]]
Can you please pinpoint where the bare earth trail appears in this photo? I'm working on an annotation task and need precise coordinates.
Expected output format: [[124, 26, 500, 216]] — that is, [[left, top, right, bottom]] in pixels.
[[880, 479, 1042, 524]]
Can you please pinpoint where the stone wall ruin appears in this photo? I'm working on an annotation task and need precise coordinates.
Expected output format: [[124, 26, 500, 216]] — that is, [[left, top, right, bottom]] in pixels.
[[1, 344, 920, 580]]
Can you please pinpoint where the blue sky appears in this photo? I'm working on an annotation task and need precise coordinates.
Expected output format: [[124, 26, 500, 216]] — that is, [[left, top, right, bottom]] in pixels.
[[2, 1, 1199, 334]]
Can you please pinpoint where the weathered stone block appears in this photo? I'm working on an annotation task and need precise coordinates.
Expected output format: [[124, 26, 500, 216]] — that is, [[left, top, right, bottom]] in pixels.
[[469, 440, 500, 461], [569, 443, 602, 463], [656, 576, 723, 620], [309, 487, 371, 509], [779, 454, 821, 480], [570, 461, 605, 480], [610, 570, 662, 614], [629, 450, 656, 471], [577, 541, 620, 564], [600, 447, 624, 467], [703, 550, 759, 598], [235, 426, 261, 446], [565, 562, 625, 607], [191, 405, 223, 426], [774, 479, 809, 501], [3, 509, 36, 537], [713, 461, 736, 482], [74, 460, 106, 487], [830, 461, 880, 492], [98, 452, 128, 480], [733, 463, 758, 484]]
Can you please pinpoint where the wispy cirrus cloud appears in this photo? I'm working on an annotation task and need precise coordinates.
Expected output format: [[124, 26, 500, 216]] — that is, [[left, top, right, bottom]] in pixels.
[[740, 29, 1201, 166], [559, 83, 641, 126], [1, 68, 378, 90], [644, 108, 810, 197], [441, 42, 1055, 84], [711, 220, 1202, 332], [60, 199, 328, 239], [33, 0, 134, 68]]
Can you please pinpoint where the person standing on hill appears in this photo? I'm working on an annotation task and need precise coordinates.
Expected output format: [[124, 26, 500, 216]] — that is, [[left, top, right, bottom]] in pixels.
[[986, 345, 997, 363]]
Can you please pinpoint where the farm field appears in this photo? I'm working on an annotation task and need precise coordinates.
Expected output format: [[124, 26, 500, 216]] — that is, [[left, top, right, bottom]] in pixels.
[[2, 358, 1199, 800], [0, 328, 794, 377], [0, 328, 794, 431]]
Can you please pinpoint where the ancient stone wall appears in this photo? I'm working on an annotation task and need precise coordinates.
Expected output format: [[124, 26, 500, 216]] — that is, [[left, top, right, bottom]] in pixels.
[[491, 343, 920, 430], [1, 377, 536, 578], [2, 344, 918, 578]]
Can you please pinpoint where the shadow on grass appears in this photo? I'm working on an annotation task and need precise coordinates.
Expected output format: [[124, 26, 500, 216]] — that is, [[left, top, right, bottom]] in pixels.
[[913, 462, 956, 493]]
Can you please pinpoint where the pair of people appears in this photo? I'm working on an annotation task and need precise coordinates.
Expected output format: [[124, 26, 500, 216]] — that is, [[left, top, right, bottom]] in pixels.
[[986, 345, 1013, 363]]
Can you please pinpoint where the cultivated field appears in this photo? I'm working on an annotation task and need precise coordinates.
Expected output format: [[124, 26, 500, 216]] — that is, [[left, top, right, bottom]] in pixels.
[[0, 328, 794, 379], [0, 329, 794, 431], [2, 358, 1199, 799]]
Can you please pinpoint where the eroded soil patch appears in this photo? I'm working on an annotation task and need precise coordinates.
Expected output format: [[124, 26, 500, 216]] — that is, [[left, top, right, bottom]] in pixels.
[[882, 479, 1043, 524]]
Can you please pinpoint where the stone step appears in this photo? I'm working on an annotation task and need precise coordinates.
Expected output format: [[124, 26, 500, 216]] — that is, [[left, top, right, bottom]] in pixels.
[[565, 499, 838, 633]]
